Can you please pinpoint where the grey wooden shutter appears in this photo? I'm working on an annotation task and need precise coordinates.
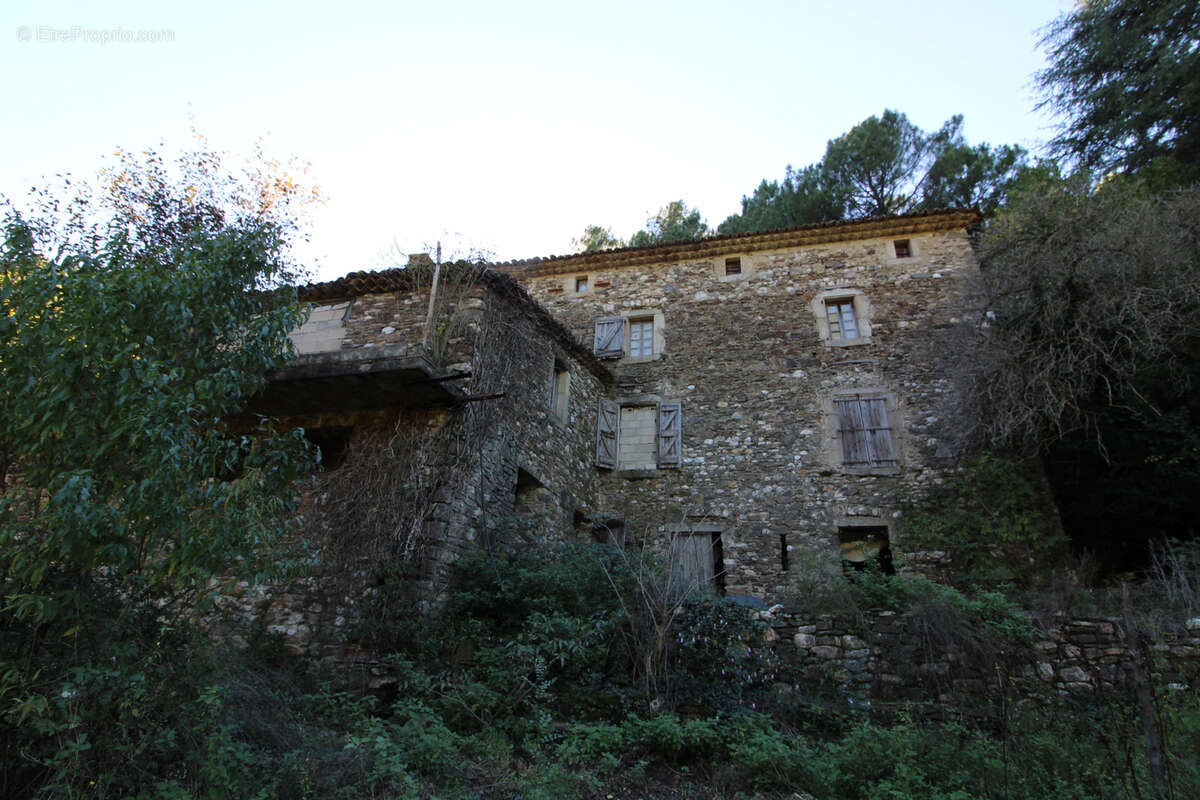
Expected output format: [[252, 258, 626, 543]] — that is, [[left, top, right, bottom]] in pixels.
[[863, 397, 896, 465], [657, 401, 682, 468], [595, 399, 619, 469], [835, 396, 895, 467], [669, 533, 714, 594], [593, 317, 625, 359]]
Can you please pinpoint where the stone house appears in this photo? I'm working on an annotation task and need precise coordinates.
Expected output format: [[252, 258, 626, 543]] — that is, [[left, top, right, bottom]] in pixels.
[[257, 208, 983, 619], [240, 211, 1200, 695], [492, 208, 983, 599]]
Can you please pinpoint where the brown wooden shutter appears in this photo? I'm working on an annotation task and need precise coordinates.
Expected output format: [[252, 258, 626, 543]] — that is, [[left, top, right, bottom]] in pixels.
[[593, 317, 625, 359], [657, 401, 682, 468], [595, 398, 619, 469]]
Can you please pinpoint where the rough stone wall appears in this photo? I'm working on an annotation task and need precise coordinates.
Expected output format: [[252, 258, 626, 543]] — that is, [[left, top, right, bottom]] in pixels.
[[514, 229, 982, 598], [238, 279, 608, 655], [762, 609, 1200, 709]]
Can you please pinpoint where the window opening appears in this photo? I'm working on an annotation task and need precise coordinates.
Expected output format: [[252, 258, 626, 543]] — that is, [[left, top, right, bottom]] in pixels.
[[724, 257, 742, 276], [305, 426, 354, 472], [669, 530, 725, 596], [594, 399, 682, 471], [838, 525, 895, 575], [825, 299, 859, 341], [780, 534, 790, 572], [893, 239, 912, 258], [575, 275, 589, 293], [592, 519, 626, 547], [628, 318, 654, 357], [514, 467, 551, 519], [550, 362, 569, 420]]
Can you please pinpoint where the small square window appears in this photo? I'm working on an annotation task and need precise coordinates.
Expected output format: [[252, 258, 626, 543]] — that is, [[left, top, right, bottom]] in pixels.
[[628, 319, 654, 358], [893, 239, 912, 259], [575, 276, 589, 293], [724, 257, 742, 276], [825, 299, 859, 341]]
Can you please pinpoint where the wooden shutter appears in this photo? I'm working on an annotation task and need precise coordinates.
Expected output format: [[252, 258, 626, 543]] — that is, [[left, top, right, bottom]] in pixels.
[[863, 398, 896, 465], [835, 396, 896, 467], [657, 401, 682, 468], [593, 317, 625, 359], [595, 398, 619, 469], [669, 533, 715, 594]]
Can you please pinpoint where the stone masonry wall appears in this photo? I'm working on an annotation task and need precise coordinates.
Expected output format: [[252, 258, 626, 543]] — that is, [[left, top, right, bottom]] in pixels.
[[762, 608, 1200, 710], [512, 228, 982, 599], [237, 278, 609, 656]]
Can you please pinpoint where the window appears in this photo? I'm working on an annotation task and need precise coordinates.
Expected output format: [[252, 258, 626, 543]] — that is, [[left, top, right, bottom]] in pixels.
[[575, 275, 589, 293], [592, 311, 664, 360], [893, 239, 912, 258], [838, 525, 895, 575], [812, 289, 871, 346], [825, 298, 859, 341], [628, 318, 654, 357], [290, 300, 352, 354], [549, 362, 569, 421], [594, 399, 682, 471], [724, 257, 742, 276], [834, 394, 898, 469]]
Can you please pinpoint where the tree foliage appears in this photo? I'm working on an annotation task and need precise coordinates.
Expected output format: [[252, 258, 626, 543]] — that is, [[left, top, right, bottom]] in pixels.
[[1037, 0, 1200, 185], [716, 165, 844, 236], [572, 224, 624, 252], [719, 110, 1028, 235], [628, 200, 709, 247], [0, 141, 319, 621], [971, 175, 1200, 450], [0, 139, 321, 793]]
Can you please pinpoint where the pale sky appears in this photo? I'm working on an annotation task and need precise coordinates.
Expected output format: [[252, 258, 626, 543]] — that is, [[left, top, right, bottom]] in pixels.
[[3, 0, 1071, 282]]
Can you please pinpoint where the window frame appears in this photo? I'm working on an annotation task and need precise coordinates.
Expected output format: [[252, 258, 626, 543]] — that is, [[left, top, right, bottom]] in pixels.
[[594, 397, 682, 472], [811, 288, 871, 347], [627, 317, 655, 358], [592, 309, 666, 362], [549, 359, 570, 422]]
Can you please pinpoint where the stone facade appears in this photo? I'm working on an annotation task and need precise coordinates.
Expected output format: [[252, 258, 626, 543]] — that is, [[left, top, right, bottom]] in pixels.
[[237, 266, 613, 652], [495, 209, 984, 597]]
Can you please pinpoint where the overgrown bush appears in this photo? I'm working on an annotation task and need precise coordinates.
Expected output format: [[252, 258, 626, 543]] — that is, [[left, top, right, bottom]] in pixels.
[[901, 452, 1069, 590]]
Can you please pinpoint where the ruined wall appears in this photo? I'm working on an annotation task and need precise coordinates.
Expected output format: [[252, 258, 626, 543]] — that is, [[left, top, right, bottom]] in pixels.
[[512, 228, 982, 598], [762, 608, 1200, 711]]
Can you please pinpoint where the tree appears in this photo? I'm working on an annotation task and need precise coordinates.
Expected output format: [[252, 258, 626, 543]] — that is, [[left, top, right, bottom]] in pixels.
[[628, 200, 709, 247], [0, 140, 320, 793], [572, 224, 624, 252], [919, 139, 1030, 215], [821, 109, 933, 217], [717, 165, 844, 235], [1037, 0, 1200, 185], [973, 175, 1199, 447], [968, 175, 1200, 564], [719, 111, 1028, 234]]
